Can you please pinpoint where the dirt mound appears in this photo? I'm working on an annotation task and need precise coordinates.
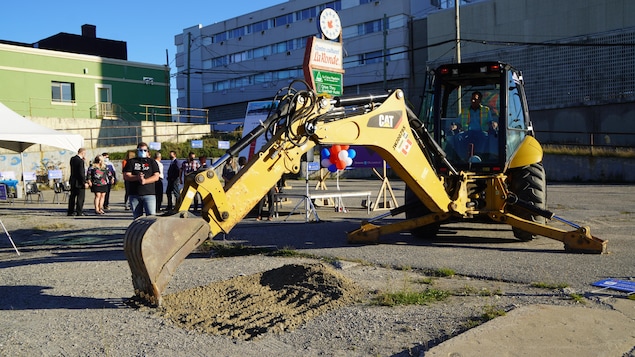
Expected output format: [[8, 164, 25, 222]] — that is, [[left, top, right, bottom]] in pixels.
[[158, 263, 361, 340]]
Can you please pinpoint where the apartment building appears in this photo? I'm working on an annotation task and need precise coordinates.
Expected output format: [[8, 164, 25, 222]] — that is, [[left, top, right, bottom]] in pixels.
[[174, 0, 437, 123], [176, 0, 635, 145]]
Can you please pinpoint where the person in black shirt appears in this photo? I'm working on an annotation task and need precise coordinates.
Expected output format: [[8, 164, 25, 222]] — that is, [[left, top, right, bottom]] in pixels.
[[123, 142, 160, 219]]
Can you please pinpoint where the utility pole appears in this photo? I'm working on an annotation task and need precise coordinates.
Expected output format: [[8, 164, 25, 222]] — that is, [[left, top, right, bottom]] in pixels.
[[186, 32, 192, 123], [455, 0, 461, 64], [383, 13, 388, 91], [455, 1, 462, 113]]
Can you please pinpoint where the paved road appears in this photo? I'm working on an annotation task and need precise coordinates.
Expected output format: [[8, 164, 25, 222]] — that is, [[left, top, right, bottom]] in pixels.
[[1, 180, 632, 291], [229, 179, 634, 292], [1, 180, 633, 356]]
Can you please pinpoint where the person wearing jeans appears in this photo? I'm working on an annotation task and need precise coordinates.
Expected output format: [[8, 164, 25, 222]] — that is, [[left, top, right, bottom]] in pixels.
[[123, 142, 160, 219]]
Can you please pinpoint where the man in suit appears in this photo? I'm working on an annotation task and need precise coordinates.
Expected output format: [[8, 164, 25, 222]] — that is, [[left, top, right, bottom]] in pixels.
[[67, 147, 88, 216], [165, 150, 180, 212]]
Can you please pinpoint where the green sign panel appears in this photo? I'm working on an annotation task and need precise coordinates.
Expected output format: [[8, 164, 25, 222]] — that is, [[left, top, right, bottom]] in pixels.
[[312, 69, 342, 96]]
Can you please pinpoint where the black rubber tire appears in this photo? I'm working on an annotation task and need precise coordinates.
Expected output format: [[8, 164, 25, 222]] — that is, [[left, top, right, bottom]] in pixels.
[[404, 186, 440, 239], [507, 162, 547, 241]]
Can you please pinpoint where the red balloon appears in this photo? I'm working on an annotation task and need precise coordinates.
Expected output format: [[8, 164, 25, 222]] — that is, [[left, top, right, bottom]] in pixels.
[[329, 145, 341, 164], [340, 145, 349, 150], [335, 160, 346, 170]]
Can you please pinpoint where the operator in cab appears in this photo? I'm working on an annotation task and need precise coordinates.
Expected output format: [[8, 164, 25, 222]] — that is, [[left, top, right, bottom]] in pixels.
[[455, 91, 493, 160]]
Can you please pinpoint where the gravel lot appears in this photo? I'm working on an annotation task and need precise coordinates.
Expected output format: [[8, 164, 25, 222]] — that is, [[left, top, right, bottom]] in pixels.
[[0, 181, 633, 356]]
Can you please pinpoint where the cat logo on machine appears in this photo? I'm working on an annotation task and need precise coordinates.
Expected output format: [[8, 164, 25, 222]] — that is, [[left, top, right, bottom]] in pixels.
[[367, 111, 402, 129]]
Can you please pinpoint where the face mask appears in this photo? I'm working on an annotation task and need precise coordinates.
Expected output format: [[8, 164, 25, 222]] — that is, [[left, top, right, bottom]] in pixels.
[[137, 149, 147, 158]]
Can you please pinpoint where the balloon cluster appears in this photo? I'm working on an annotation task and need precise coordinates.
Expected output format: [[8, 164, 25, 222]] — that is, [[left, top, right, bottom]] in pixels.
[[320, 145, 357, 173]]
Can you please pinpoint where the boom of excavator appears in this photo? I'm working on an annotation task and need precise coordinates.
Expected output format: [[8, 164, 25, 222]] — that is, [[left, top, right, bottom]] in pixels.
[[123, 84, 606, 306]]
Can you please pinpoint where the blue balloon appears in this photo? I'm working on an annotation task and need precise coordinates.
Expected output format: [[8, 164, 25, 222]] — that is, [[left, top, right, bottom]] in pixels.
[[347, 148, 357, 159], [328, 164, 337, 173], [321, 147, 330, 158]]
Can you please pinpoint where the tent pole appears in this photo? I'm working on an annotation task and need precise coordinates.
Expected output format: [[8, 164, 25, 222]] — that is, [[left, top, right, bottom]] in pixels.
[[20, 152, 25, 199]]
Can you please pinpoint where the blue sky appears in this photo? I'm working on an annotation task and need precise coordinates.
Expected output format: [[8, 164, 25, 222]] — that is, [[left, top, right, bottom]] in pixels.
[[2, 1, 284, 65], [1, 1, 284, 108]]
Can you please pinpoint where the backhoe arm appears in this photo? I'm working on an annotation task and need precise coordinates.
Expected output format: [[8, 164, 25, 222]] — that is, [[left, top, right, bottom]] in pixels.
[[123, 89, 461, 305]]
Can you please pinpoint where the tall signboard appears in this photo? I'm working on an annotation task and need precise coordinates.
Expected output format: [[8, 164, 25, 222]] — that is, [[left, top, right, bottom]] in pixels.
[[303, 8, 344, 96]]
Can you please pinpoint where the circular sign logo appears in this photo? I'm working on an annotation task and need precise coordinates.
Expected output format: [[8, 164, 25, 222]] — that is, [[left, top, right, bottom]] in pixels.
[[319, 8, 341, 40]]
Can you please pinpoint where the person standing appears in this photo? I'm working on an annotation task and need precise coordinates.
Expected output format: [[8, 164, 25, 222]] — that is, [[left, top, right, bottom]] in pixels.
[[238, 156, 247, 171], [123, 142, 160, 219], [179, 152, 200, 183], [180, 151, 200, 212], [67, 147, 88, 216], [165, 150, 180, 212], [154, 151, 164, 212], [87, 155, 113, 215], [101, 152, 116, 210], [222, 156, 237, 187], [122, 150, 136, 210]]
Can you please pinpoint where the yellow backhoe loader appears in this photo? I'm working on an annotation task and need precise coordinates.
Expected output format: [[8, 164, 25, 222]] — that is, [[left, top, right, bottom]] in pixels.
[[124, 62, 606, 306]]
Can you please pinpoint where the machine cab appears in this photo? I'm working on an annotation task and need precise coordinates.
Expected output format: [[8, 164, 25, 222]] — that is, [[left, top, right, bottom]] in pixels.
[[420, 62, 533, 173]]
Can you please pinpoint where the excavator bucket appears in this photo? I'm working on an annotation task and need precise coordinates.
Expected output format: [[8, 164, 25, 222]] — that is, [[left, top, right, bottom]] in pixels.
[[123, 215, 210, 306]]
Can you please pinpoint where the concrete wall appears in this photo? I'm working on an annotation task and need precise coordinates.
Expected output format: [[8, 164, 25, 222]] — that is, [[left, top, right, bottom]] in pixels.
[[531, 102, 635, 147], [542, 154, 635, 182], [25, 117, 211, 150], [0, 117, 211, 198]]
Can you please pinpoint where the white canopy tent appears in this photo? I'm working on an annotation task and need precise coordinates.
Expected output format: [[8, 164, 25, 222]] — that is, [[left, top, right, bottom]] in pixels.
[[0, 101, 84, 198], [0, 101, 84, 153], [0, 102, 84, 255]]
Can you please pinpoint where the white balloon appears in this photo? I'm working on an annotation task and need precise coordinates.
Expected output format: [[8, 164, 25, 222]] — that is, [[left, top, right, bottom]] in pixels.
[[338, 150, 349, 160], [321, 158, 331, 168], [345, 157, 353, 166]]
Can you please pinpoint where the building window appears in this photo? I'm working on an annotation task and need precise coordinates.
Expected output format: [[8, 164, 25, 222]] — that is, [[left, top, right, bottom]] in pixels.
[[214, 32, 227, 43], [319, 1, 342, 11], [275, 13, 294, 27], [229, 27, 245, 39], [250, 19, 271, 33], [358, 19, 383, 35], [362, 50, 384, 64], [51, 81, 75, 103], [296, 7, 317, 21]]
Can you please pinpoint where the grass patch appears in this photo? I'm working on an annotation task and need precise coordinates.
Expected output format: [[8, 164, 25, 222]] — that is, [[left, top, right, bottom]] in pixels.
[[415, 277, 435, 285], [203, 243, 341, 264], [33, 222, 74, 231], [628, 294, 635, 301], [464, 305, 507, 329], [454, 285, 502, 297], [482, 305, 507, 320], [269, 247, 315, 259], [372, 289, 450, 307], [569, 293, 586, 304], [530, 281, 569, 289], [543, 145, 635, 158], [430, 267, 455, 277], [204, 242, 274, 257]]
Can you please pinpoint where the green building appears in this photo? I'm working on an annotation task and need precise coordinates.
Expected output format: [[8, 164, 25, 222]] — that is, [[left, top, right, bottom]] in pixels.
[[0, 42, 170, 122]]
